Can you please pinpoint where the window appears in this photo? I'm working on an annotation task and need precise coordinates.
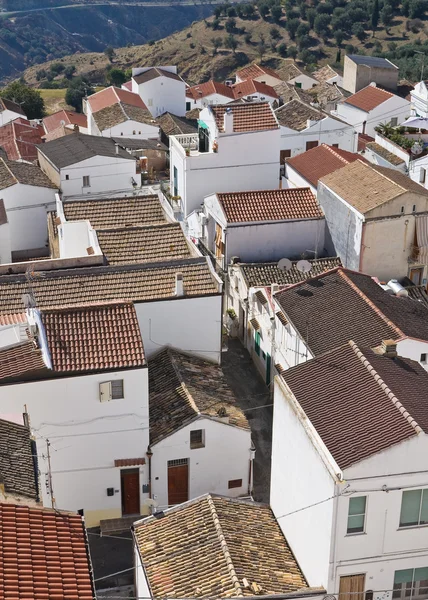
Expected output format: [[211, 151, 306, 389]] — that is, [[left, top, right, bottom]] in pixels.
[[401, 206, 405, 213], [255, 331, 261, 356], [390, 117, 398, 126], [420, 169, 426, 184], [295, 81, 302, 88], [65, 174, 69, 180], [347, 496, 367, 534], [190, 429, 205, 449], [147, 99, 153, 107], [332, 143, 339, 148], [421, 354, 427, 364], [228, 479, 243, 489], [413, 205, 417, 212], [393, 568, 428, 600], [99, 379, 124, 402], [400, 489, 428, 527], [186, 101, 191, 111], [280, 149, 291, 163], [82, 175, 90, 188], [306, 140, 318, 151], [132, 130, 136, 135]]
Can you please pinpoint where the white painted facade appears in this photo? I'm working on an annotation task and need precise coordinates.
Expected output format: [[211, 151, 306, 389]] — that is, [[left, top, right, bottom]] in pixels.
[[410, 80, 428, 118], [288, 73, 318, 90], [132, 66, 186, 118], [150, 417, 253, 509], [278, 115, 358, 157], [89, 113, 159, 140], [271, 375, 428, 594], [169, 105, 280, 217], [0, 108, 25, 127], [333, 93, 411, 138], [0, 363, 149, 527], [283, 164, 317, 194], [0, 182, 57, 259], [186, 92, 233, 111]]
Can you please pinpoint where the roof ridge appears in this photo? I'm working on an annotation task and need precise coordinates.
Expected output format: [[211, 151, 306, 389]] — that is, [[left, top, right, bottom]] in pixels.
[[273, 266, 342, 297], [349, 340, 422, 435], [1, 157, 18, 186], [324, 144, 351, 164], [370, 163, 409, 194], [206, 495, 243, 597], [168, 349, 200, 416], [338, 270, 405, 338]]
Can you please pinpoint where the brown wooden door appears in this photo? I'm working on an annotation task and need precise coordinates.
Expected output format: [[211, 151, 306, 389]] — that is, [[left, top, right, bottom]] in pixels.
[[121, 469, 140, 516], [339, 574, 365, 600], [168, 460, 189, 505]]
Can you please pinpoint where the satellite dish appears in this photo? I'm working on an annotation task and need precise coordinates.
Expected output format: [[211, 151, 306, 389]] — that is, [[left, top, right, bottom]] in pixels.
[[278, 258, 292, 271], [60, 120, 66, 126], [412, 142, 423, 155], [296, 259, 312, 273]]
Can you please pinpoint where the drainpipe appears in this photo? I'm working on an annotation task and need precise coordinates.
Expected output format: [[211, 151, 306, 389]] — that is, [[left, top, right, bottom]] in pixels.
[[358, 220, 366, 272], [248, 444, 256, 495], [146, 446, 153, 500]]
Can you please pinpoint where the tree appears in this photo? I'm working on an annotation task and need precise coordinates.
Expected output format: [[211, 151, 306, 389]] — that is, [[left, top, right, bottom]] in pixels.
[[401, 0, 410, 16], [270, 26, 281, 39], [0, 81, 44, 119], [258, 3, 270, 18], [287, 45, 298, 58], [371, 0, 379, 34], [65, 77, 93, 113], [352, 23, 367, 42], [278, 42, 287, 55], [381, 4, 394, 32], [225, 34, 238, 53], [257, 40, 267, 60], [306, 7, 317, 28], [212, 17, 220, 29], [227, 5, 237, 16], [36, 69, 47, 81], [314, 13, 331, 38], [409, 0, 426, 18], [296, 22, 311, 48], [104, 46, 115, 62], [244, 32, 252, 43], [214, 5, 222, 17], [271, 4, 283, 22], [64, 65, 76, 80], [225, 17, 236, 32], [243, 3, 255, 18], [108, 68, 126, 87], [212, 36, 222, 54], [286, 17, 300, 39], [334, 29, 345, 46]]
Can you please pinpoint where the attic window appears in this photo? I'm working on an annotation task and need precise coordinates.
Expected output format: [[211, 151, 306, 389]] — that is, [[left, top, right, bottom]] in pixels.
[[228, 479, 243, 489], [190, 429, 205, 449]]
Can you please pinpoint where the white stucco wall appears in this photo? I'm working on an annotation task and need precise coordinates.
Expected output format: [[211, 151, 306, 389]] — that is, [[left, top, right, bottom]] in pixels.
[[1, 183, 57, 254], [0, 109, 24, 126], [100, 120, 159, 140], [283, 164, 317, 194], [279, 117, 357, 156], [186, 92, 234, 110], [134, 76, 186, 117], [334, 95, 410, 137], [150, 417, 252, 509], [272, 304, 314, 370], [0, 221, 11, 263], [59, 155, 138, 198], [0, 367, 149, 527], [289, 74, 318, 90]]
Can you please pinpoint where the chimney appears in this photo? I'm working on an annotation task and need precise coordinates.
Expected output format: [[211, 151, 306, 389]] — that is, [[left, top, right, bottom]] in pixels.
[[175, 272, 184, 296], [115, 143, 119, 155], [223, 107, 233, 134], [381, 339, 397, 358]]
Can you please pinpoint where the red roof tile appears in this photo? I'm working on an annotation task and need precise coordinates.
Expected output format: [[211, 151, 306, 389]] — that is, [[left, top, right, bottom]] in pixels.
[[210, 102, 278, 133], [0, 340, 46, 383], [358, 132, 375, 151], [122, 81, 133, 91], [186, 80, 234, 100], [41, 301, 145, 373], [0, 119, 44, 162], [236, 63, 281, 82], [43, 110, 87, 133], [217, 188, 322, 223], [345, 86, 394, 112], [286, 144, 364, 188], [88, 86, 147, 113], [232, 79, 278, 100], [0, 503, 95, 600], [114, 458, 146, 467]]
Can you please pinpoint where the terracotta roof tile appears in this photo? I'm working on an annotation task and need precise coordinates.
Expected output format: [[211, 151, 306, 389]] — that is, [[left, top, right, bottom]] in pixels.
[[0, 158, 56, 191], [344, 85, 394, 112], [275, 99, 324, 131], [282, 341, 425, 468], [97, 223, 192, 265], [287, 144, 364, 188], [232, 79, 278, 99], [133, 68, 183, 85], [149, 348, 249, 445], [312, 65, 341, 84], [239, 257, 342, 287], [0, 119, 44, 162], [41, 302, 145, 373], [88, 86, 147, 113], [0, 418, 38, 500], [92, 103, 154, 132], [0, 259, 219, 316], [157, 112, 198, 137], [365, 141, 406, 166], [210, 102, 278, 133], [114, 458, 145, 467], [217, 188, 322, 223], [0, 98, 26, 117], [0, 502, 95, 600], [357, 132, 375, 151], [43, 110, 87, 134], [186, 80, 234, 100], [62, 195, 166, 229], [134, 494, 308, 598], [0, 340, 46, 382], [236, 63, 281, 82]]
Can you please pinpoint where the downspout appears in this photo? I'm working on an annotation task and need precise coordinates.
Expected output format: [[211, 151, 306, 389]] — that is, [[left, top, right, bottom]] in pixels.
[[146, 446, 153, 501], [329, 482, 341, 590], [248, 444, 256, 495], [358, 219, 366, 272]]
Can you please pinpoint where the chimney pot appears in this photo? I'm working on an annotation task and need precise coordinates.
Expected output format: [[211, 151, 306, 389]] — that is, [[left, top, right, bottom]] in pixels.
[[381, 339, 397, 358], [223, 108, 234, 133]]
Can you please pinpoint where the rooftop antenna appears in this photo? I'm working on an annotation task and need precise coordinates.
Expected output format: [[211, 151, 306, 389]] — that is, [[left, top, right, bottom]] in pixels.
[[296, 259, 312, 274], [277, 258, 292, 271]]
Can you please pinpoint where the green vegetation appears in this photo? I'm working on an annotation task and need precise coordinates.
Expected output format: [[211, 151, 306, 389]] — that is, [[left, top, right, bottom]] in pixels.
[[0, 80, 44, 118]]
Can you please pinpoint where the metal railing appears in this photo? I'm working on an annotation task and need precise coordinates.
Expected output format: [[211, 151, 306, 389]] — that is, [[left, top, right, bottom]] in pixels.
[[174, 133, 199, 151]]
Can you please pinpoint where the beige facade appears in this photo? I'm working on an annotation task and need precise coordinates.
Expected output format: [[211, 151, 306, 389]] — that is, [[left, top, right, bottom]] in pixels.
[[37, 149, 61, 187], [343, 55, 398, 93]]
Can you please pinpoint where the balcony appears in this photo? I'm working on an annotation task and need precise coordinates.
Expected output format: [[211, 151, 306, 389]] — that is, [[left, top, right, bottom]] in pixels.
[[174, 133, 199, 154]]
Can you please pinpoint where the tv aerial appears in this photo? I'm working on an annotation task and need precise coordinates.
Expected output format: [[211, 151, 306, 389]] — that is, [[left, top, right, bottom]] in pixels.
[[278, 258, 292, 271], [296, 259, 312, 273]]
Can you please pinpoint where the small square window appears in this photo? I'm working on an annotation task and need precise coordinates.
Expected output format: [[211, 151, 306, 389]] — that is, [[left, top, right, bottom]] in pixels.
[[420, 169, 426, 184], [390, 117, 398, 127], [82, 175, 90, 188], [413, 205, 417, 212], [148, 99, 153, 107], [228, 479, 243, 489], [111, 379, 124, 399], [401, 206, 404, 213], [332, 143, 339, 148], [65, 174, 69, 180], [421, 354, 427, 364], [190, 429, 205, 449], [133, 130, 136, 135]]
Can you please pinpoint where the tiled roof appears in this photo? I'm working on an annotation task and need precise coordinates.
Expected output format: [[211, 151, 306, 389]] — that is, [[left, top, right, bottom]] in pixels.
[[0, 158, 57, 191], [133, 67, 183, 84], [134, 494, 308, 599], [312, 65, 341, 84], [112, 137, 167, 151], [239, 257, 342, 287], [236, 63, 281, 82], [0, 98, 26, 117], [39, 133, 136, 168], [232, 79, 278, 99], [286, 144, 363, 188], [0, 259, 219, 316], [96, 223, 192, 265], [157, 112, 198, 137], [88, 86, 147, 113], [0, 118, 44, 162], [186, 80, 234, 100], [357, 132, 375, 151], [217, 188, 322, 223], [406, 284, 428, 308], [41, 302, 145, 373], [274, 268, 428, 356], [92, 102, 155, 132], [149, 348, 249, 445], [122, 81, 133, 91], [344, 85, 394, 112], [43, 109, 87, 133], [282, 341, 424, 469], [320, 160, 428, 213], [0, 502, 95, 599], [275, 99, 324, 131], [276, 62, 309, 82], [308, 82, 347, 105], [273, 81, 312, 104], [365, 141, 406, 166], [43, 124, 75, 142], [0, 340, 46, 383], [62, 195, 167, 229], [0, 418, 38, 500], [210, 102, 278, 133]]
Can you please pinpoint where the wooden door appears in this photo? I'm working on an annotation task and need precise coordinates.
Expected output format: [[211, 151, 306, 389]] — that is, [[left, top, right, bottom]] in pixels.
[[168, 460, 189, 505], [215, 223, 224, 259], [339, 574, 365, 600], [121, 469, 140, 516]]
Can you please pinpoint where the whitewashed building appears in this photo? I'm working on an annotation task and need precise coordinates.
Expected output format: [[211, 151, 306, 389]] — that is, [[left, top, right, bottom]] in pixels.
[[271, 338, 428, 597], [37, 133, 139, 198], [169, 102, 280, 217], [235, 63, 284, 87], [312, 64, 344, 88], [147, 348, 253, 508], [0, 302, 149, 527], [275, 100, 357, 164], [231, 79, 278, 104], [131, 66, 186, 118], [333, 84, 410, 138], [0, 157, 57, 263], [411, 80, 428, 118], [0, 98, 26, 127], [185, 80, 234, 111]]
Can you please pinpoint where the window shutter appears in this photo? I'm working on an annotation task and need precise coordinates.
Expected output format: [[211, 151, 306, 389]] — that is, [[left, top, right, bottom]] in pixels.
[[99, 381, 112, 402]]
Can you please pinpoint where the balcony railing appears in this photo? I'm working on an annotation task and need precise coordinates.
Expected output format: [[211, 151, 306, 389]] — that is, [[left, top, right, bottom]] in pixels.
[[174, 133, 199, 151]]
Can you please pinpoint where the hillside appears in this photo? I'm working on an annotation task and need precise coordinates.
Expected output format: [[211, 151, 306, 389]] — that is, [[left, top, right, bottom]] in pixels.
[[0, 3, 214, 82]]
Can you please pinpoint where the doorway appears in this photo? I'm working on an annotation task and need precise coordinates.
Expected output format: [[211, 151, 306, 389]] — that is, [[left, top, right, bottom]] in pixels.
[[339, 574, 365, 600], [121, 469, 140, 516], [167, 458, 189, 506]]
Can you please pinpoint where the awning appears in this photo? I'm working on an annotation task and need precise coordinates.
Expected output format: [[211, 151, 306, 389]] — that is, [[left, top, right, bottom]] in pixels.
[[416, 215, 428, 264], [198, 119, 209, 130]]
